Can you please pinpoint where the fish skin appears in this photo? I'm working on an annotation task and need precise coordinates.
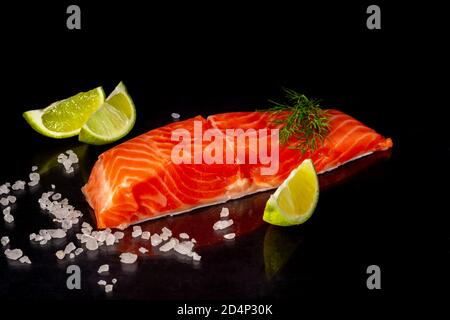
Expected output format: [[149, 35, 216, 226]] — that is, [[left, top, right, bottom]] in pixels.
[[83, 110, 392, 229]]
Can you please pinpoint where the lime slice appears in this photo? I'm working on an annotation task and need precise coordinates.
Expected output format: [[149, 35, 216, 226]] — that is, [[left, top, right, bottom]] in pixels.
[[263, 159, 319, 226], [23, 87, 105, 138], [78, 82, 136, 145]]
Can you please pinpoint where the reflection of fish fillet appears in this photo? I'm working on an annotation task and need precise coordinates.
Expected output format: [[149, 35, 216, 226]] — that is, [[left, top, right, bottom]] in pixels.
[[83, 110, 392, 229]]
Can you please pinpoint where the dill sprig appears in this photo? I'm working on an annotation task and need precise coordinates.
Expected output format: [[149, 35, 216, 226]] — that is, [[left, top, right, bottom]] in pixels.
[[262, 88, 330, 154]]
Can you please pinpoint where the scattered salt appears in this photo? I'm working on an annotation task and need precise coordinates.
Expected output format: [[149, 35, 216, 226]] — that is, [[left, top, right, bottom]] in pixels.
[[174, 241, 194, 255], [55, 250, 65, 260], [51, 193, 61, 200], [64, 242, 76, 254], [31, 166, 38, 172], [4, 214, 14, 223], [6, 195, 16, 204], [119, 252, 138, 264], [139, 247, 149, 254], [5, 248, 23, 260], [132, 225, 142, 238], [159, 238, 177, 252], [112, 278, 117, 284], [213, 219, 234, 231], [19, 255, 32, 264], [179, 233, 189, 239], [0, 198, 9, 206], [1, 236, 10, 246], [192, 252, 202, 261], [69, 253, 75, 259], [150, 233, 163, 246], [98, 280, 107, 286], [51, 184, 55, 189], [105, 284, 113, 293], [191, 238, 197, 244], [171, 112, 180, 119], [105, 233, 115, 246], [0, 184, 10, 195], [86, 238, 99, 251], [3, 207, 11, 215], [48, 229, 66, 239], [223, 233, 236, 240], [39, 239, 47, 245], [74, 248, 83, 256], [98, 264, 109, 274], [220, 207, 230, 218], [141, 231, 151, 240], [12, 180, 26, 191], [114, 231, 124, 242]]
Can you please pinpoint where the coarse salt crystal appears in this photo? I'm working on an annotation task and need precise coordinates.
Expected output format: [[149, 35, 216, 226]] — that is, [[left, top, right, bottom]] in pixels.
[[48, 229, 66, 239], [69, 253, 75, 259], [98, 280, 107, 286], [112, 278, 117, 284], [19, 255, 32, 264], [86, 238, 99, 251], [0, 198, 9, 206], [74, 247, 83, 256], [159, 238, 177, 252], [139, 247, 149, 254], [220, 207, 230, 218], [1, 236, 10, 246], [51, 184, 55, 189], [192, 252, 202, 261], [171, 112, 180, 119], [39, 239, 47, 245], [5, 248, 23, 260], [31, 166, 38, 171], [224, 233, 236, 240], [119, 252, 138, 264], [52, 193, 62, 200], [7, 196, 16, 204], [150, 233, 163, 246], [141, 231, 151, 240], [179, 233, 189, 239], [98, 264, 109, 273], [12, 180, 26, 191], [64, 242, 76, 254], [132, 226, 142, 238], [3, 207, 11, 215], [55, 250, 65, 260], [4, 214, 14, 223], [105, 233, 115, 246], [213, 219, 234, 231], [174, 241, 194, 255], [105, 284, 113, 293]]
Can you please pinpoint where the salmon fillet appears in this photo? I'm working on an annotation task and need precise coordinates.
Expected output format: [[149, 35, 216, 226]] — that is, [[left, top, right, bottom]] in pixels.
[[83, 110, 392, 229]]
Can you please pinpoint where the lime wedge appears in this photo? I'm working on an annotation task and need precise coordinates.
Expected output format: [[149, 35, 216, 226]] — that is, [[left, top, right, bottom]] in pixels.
[[23, 87, 105, 138], [78, 82, 136, 145], [263, 159, 319, 226]]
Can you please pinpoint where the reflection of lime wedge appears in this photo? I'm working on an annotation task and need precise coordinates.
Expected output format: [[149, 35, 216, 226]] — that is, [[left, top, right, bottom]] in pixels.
[[78, 82, 136, 145], [263, 159, 319, 226], [264, 226, 303, 280], [23, 87, 105, 138]]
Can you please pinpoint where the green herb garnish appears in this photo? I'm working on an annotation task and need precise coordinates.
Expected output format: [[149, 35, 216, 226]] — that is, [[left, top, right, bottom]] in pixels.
[[263, 88, 330, 154]]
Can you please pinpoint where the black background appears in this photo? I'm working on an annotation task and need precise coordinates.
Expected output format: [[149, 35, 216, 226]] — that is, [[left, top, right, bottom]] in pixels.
[[0, 0, 448, 316]]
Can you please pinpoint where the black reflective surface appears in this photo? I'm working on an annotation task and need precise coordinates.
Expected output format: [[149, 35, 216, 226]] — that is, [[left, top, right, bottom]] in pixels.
[[0, 1, 447, 309]]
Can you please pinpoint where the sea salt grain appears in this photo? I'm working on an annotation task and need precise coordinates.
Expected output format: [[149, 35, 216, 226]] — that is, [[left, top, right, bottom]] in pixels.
[[5, 248, 23, 260], [150, 233, 162, 246], [112, 278, 117, 284], [105, 284, 113, 293], [12, 180, 26, 191], [31, 166, 38, 172], [98, 264, 109, 274], [179, 233, 189, 240], [141, 231, 151, 240], [160, 227, 172, 241], [28, 172, 40, 186], [139, 247, 149, 254], [223, 233, 236, 240], [114, 231, 124, 242], [74, 248, 83, 256], [132, 226, 142, 238], [7, 196, 16, 204], [171, 112, 180, 119], [192, 252, 202, 261], [98, 280, 107, 286], [0, 184, 9, 195], [0, 198, 9, 206], [159, 238, 177, 252], [174, 241, 194, 255], [213, 219, 234, 231], [3, 207, 11, 215], [4, 214, 14, 223], [220, 207, 230, 218], [105, 233, 115, 246], [64, 242, 76, 254], [86, 238, 99, 251], [69, 253, 75, 259], [1, 236, 10, 246], [48, 229, 66, 239], [51, 184, 55, 189], [19, 255, 32, 264], [55, 250, 65, 260], [120, 252, 138, 264], [52, 193, 62, 200]]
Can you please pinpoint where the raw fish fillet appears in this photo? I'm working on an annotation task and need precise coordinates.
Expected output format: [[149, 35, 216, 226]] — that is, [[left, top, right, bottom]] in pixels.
[[83, 110, 392, 229]]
